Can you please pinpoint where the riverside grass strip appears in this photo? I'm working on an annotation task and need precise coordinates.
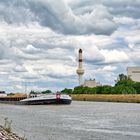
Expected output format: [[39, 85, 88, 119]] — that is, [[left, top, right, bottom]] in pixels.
[[71, 94, 140, 103]]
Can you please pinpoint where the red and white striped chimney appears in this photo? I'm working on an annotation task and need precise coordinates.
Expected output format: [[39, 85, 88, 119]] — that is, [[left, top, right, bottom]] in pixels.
[[76, 49, 85, 86]]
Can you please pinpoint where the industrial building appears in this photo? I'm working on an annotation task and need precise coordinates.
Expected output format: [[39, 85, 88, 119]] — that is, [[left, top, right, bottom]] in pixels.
[[76, 49, 101, 87], [83, 79, 100, 88], [127, 67, 140, 82]]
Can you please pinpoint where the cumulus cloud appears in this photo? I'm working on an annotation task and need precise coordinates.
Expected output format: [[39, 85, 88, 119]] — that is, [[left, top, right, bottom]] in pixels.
[[102, 66, 117, 71], [100, 49, 129, 63], [0, 0, 117, 35], [0, 0, 140, 92], [71, 0, 140, 18]]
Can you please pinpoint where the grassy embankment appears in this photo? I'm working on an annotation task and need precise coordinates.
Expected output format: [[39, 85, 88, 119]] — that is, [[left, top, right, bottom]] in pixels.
[[71, 94, 140, 103]]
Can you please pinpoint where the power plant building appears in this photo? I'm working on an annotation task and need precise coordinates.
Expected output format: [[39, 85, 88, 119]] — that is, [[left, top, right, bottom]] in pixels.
[[127, 67, 140, 82], [83, 79, 100, 88]]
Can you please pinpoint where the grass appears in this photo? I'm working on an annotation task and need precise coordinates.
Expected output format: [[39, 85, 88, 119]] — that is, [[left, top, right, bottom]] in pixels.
[[71, 94, 140, 103], [4, 117, 12, 133], [3, 117, 27, 140]]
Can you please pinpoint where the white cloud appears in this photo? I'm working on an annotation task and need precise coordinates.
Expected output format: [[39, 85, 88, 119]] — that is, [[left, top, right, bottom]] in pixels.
[[102, 66, 117, 71], [0, 0, 117, 35], [100, 49, 129, 63], [0, 0, 140, 92]]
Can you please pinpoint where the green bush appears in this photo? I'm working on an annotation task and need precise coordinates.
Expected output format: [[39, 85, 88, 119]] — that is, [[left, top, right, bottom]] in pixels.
[[61, 88, 73, 94], [95, 86, 103, 94], [112, 85, 136, 94], [101, 85, 113, 94], [73, 86, 83, 94], [133, 82, 140, 94]]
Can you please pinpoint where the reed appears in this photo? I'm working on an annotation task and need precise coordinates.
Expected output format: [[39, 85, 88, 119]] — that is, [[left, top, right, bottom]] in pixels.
[[4, 117, 12, 133]]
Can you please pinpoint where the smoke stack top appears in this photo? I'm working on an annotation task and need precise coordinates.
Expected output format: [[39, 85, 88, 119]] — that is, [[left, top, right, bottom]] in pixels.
[[79, 49, 82, 53]]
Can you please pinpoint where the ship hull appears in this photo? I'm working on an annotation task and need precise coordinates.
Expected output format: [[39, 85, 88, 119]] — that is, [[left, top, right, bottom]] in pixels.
[[20, 98, 72, 105], [0, 101, 20, 105], [0, 94, 72, 105]]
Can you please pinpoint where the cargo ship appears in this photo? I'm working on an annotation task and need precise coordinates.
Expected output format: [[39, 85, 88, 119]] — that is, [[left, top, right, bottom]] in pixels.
[[0, 92, 27, 104], [20, 93, 72, 105], [0, 92, 72, 105]]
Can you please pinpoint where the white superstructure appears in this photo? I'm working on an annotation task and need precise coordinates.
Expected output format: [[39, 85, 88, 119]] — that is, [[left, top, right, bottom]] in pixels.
[[20, 93, 72, 105], [0, 91, 7, 97], [127, 67, 140, 82], [76, 49, 85, 86]]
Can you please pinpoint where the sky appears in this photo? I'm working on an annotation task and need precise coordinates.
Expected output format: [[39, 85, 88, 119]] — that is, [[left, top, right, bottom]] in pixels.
[[0, 0, 140, 93]]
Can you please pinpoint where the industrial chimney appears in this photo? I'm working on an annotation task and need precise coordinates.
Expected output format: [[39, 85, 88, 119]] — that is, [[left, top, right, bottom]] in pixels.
[[76, 49, 85, 86]]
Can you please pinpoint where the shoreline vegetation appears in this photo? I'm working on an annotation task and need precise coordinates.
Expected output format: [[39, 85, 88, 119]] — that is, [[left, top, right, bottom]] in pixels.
[[0, 125, 25, 140], [0, 118, 26, 140], [60, 74, 140, 103], [71, 94, 140, 103]]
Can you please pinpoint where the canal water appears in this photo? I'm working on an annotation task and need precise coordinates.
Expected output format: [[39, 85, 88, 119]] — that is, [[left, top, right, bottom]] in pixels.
[[0, 101, 140, 140]]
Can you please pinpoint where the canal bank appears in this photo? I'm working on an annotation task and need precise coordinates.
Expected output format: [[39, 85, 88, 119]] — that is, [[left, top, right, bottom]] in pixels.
[[71, 94, 140, 103]]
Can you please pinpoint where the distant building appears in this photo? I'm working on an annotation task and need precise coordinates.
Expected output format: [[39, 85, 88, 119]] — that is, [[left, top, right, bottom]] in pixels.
[[0, 91, 7, 97], [83, 79, 101, 88], [127, 67, 140, 82]]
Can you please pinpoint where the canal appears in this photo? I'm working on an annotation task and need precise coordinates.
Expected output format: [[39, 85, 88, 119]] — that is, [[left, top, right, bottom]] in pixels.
[[0, 101, 140, 140]]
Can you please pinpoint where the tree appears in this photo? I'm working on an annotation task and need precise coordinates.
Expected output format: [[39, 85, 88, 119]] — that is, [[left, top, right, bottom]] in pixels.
[[112, 85, 136, 94], [82, 86, 90, 94], [61, 88, 73, 94], [115, 73, 135, 87], [101, 85, 113, 94], [95, 86, 103, 94], [133, 82, 140, 94], [73, 86, 84, 94], [86, 87, 96, 94], [41, 90, 52, 94], [117, 74, 128, 81], [30, 90, 37, 94]]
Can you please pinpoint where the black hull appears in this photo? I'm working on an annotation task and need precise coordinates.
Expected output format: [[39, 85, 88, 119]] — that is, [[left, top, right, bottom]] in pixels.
[[20, 99, 72, 105]]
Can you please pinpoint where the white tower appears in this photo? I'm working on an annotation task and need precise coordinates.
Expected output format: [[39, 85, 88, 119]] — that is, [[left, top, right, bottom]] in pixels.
[[76, 49, 85, 86]]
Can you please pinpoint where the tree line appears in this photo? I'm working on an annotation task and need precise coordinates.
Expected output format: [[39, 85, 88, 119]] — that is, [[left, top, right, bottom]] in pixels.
[[30, 90, 52, 94], [29, 74, 140, 94], [61, 74, 140, 94]]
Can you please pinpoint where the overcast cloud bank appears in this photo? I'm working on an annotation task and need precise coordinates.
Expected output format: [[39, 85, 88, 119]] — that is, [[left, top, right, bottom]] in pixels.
[[0, 0, 140, 92]]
